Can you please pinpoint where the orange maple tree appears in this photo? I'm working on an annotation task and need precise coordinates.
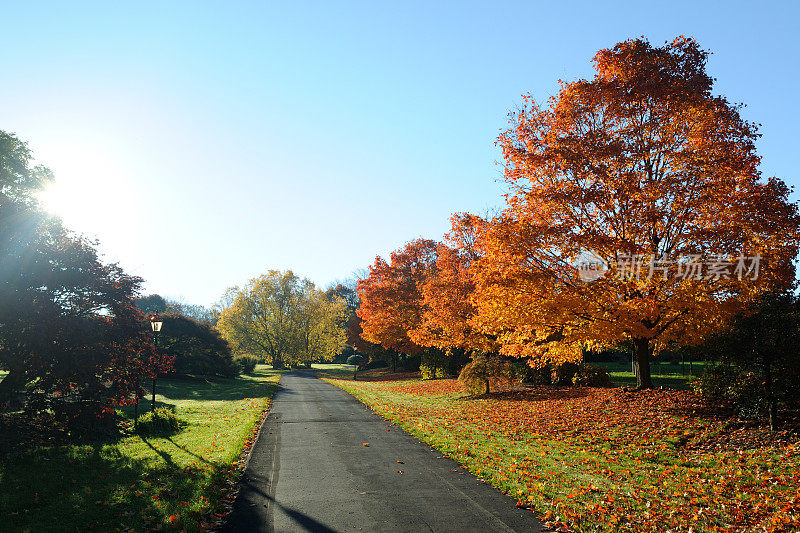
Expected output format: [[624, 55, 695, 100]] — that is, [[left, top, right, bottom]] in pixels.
[[357, 238, 438, 355], [411, 213, 496, 354], [471, 37, 800, 388]]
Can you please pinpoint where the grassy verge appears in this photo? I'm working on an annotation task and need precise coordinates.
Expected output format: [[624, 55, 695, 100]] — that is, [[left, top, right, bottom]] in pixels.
[[594, 361, 708, 389], [0, 365, 280, 532], [311, 363, 357, 376], [325, 376, 799, 533]]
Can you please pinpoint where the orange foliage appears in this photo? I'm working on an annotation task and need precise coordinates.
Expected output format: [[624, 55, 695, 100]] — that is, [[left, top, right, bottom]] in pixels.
[[470, 37, 800, 385], [357, 238, 438, 354], [411, 214, 496, 354]]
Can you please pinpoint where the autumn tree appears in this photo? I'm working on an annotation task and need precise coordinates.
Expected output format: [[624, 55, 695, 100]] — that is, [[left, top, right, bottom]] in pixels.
[[412, 214, 496, 355], [473, 37, 800, 388], [0, 131, 160, 420], [357, 239, 438, 353], [291, 284, 348, 366], [217, 270, 347, 368], [357, 238, 450, 375]]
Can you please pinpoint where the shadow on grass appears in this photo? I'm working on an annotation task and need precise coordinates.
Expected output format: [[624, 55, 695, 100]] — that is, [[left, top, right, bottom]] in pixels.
[[610, 373, 695, 390], [0, 443, 228, 532], [323, 369, 422, 382], [155, 371, 280, 402]]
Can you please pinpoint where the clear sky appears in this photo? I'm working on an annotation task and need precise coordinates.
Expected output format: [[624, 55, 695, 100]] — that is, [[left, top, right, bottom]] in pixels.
[[2, 1, 797, 307]]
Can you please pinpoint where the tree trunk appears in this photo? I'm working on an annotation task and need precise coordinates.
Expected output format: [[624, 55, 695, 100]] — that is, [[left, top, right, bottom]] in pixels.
[[634, 338, 654, 389], [273, 353, 284, 369], [763, 351, 778, 431]]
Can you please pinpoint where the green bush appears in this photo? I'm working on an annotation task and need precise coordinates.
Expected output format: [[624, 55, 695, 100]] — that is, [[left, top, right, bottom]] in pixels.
[[235, 354, 259, 374], [572, 364, 612, 387], [458, 355, 515, 395], [552, 361, 581, 385], [420, 351, 448, 379], [136, 407, 182, 436], [692, 364, 764, 418], [160, 314, 239, 377], [399, 354, 421, 371], [514, 361, 552, 384], [346, 354, 364, 366]]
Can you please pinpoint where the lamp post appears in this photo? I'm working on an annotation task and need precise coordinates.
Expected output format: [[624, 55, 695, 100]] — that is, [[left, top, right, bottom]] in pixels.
[[150, 313, 163, 412]]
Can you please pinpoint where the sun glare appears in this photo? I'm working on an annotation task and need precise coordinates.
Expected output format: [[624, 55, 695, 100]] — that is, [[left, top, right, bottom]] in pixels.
[[35, 145, 128, 236]]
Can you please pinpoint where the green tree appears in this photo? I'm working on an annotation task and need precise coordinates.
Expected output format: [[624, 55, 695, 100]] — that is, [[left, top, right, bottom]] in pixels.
[[290, 283, 348, 367], [159, 313, 238, 377], [695, 291, 800, 430]]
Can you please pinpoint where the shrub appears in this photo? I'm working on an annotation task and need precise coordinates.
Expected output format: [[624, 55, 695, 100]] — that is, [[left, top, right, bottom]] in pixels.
[[514, 361, 552, 384], [692, 364, 764, 418], [552, 362, 581, 385], [572, 364, 612, 387], [346, 354, 364, 366], [362, 359, 388, 370], [235, 354, 259, 374], [399, 354, 421, 371], [421, 351, 448, 379], [161, 314, 239, 377], [458, 355, 514, 395], [136, 407, 182, 436]]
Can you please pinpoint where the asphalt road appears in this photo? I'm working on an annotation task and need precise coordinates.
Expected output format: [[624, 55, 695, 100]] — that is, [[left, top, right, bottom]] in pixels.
[[223, 371, 543, 532]]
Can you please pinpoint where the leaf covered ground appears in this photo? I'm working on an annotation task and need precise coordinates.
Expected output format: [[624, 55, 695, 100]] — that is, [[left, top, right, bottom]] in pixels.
[[0, 366, 280, 532], [326, 374, 800, 532]]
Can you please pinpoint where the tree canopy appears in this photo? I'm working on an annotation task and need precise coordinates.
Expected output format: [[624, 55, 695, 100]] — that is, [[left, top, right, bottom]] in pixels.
[[472, 37, 800, 388], [352, 38, 800, 389], [0, 131, 159, 418], [217, 270, 347, 368]]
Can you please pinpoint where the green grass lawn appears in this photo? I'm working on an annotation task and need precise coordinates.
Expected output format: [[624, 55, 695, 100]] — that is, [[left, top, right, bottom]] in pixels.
[[0, 365, 280, 532], [311, 362, 357, 375], [325, 376, 799, 532], [595, 360, 708, 389]]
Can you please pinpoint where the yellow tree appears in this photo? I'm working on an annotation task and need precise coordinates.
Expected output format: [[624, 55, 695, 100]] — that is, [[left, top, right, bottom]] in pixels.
[[217, 271, 348, 368], [475, 37, 800, 388], [217, 270, 303, 369], [290, 283, 349, 366]]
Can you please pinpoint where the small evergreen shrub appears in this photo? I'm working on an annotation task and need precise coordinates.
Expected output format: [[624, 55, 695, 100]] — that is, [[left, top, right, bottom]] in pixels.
[[552, 362, 581, 385], [136, 407, 182, 436], [399, 354, 421, 371], [572, 364, 612, 387], [346, 354, 364, 366], [514, 361, 552, 384], [235, 354, 259, 374], [421, 350, 449, 379], [458, 355, 514, 395], [692, 364, 764, 418]]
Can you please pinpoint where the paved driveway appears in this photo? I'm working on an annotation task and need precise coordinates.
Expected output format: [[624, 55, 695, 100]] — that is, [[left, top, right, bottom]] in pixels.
[[224, 371, 543, 532]]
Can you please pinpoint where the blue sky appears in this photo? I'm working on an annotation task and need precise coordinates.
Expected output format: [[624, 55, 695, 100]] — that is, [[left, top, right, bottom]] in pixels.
[[2, 1, 797, 306]]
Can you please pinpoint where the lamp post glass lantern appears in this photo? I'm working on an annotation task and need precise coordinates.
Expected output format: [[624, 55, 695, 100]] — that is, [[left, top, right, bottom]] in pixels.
[[149, 314, 163, 411]]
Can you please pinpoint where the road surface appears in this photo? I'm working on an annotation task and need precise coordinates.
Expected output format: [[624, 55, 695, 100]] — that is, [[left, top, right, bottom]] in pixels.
[[224, 371, 543, 532]]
